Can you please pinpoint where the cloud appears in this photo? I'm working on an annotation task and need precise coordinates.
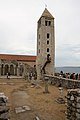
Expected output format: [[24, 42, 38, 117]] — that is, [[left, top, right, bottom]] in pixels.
[[56, 43, 80, 66], [0, 0, 80, 66]]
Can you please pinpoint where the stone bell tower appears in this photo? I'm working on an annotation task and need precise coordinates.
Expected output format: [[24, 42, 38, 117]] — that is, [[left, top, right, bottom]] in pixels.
[[36, 8, 55, 79]]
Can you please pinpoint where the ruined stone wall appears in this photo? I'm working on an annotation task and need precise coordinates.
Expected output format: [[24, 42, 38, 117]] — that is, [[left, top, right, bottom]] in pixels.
[[43, 75, 80, 88], [65, 89, 80, 120]]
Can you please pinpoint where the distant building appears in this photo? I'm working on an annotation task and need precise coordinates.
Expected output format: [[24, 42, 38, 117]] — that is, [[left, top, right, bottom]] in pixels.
[[0, 54, 36, 77]]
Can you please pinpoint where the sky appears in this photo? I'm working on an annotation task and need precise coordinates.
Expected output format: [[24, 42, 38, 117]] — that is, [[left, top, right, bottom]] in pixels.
[[0, 0, 80, 67]]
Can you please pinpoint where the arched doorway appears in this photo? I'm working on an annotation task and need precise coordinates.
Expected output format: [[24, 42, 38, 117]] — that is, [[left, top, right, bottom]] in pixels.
[[5, 64, 9, 75], [1, 64, 4, 75], [15, 65, 17, 75], [10, 65, 14, 75], [19, 65, 24, 76]]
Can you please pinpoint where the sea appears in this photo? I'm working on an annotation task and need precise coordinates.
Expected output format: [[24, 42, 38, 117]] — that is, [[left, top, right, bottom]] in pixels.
[[55, 67, 80, 74]]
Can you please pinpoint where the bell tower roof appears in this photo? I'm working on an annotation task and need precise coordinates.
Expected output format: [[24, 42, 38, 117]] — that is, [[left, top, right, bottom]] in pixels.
[[40, 8, 54, 19]]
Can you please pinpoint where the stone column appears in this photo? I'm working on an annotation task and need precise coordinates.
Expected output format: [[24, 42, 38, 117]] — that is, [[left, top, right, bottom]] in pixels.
[[3, 65, 5, 75], [22, 65, 25, 78], [23, 64, 26, 76], [44, 76, 49, 93], [17, 66, 20, 76], [0, 64, 1, 76]]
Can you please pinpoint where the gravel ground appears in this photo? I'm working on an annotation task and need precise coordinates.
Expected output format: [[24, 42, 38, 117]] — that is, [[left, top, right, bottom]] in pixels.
[[0, 78, 67, 120]]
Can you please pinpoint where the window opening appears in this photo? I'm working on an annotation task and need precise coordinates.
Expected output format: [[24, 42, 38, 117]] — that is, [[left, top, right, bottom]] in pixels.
[[47, 48, 49, 52], [47, 33, 49, 38], [47, 41, 49, 44]]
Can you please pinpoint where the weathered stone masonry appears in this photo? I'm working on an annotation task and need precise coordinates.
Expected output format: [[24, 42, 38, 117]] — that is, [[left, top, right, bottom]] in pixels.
[[36, 8, 55, 79]]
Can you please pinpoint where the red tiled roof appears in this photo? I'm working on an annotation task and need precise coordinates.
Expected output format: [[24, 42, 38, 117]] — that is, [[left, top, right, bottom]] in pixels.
[[0, 54, 36, 62]]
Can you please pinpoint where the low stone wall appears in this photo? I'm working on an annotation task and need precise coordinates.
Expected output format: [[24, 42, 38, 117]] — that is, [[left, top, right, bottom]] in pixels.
[[44, 75, 80, 88], [65, 89, 80, 120]]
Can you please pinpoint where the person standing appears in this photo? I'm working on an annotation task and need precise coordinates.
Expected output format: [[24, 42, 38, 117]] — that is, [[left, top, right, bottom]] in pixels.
[[7, 73, 8, 79]]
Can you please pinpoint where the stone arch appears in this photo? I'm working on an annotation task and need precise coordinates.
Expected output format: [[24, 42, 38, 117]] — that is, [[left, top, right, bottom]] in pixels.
[[1, 64, 4, 75], [10, 64, 14, 75], [5, 64, 9, 75], [15, 65, 17, 75], [19, 65, 24, 76]]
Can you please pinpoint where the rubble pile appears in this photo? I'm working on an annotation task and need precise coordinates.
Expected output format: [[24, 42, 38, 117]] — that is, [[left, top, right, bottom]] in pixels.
[[0, 93, 9, 120], [65, 89, 80, 120], [56, 87, 65, 104]]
